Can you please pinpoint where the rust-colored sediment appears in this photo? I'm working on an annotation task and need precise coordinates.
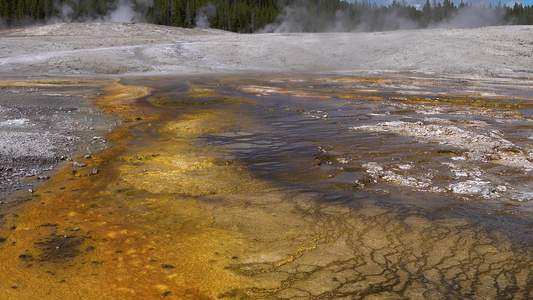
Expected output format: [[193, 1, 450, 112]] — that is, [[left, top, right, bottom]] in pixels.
[[0, 80, 234, 299]]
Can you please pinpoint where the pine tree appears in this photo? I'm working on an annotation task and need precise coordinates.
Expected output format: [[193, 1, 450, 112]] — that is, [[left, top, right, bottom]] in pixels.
[[1, 0, 532, 32], [421, 0, 431, 27], [44, 0, 53, 19]]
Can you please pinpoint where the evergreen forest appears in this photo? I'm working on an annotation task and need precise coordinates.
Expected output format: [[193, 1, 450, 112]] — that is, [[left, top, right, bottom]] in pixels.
[[1, 0, 532, 32]]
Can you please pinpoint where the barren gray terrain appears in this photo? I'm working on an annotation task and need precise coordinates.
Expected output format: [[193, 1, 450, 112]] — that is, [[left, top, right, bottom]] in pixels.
[[0, 82, 120, 196], [1, 22, 532, 77]]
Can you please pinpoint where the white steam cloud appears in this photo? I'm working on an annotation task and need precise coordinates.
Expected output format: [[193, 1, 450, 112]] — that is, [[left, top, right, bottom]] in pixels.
[[51, 0, 154, 24], [352, 9, 419, 32], [259, 6, 307, 33], [260, 4, 419, 33], [105, 0, 137, 23], [57, 3, 75, 22], [260, 2, 508, 33], [432, 6, 506, 28], [195, 3, 217, 28]]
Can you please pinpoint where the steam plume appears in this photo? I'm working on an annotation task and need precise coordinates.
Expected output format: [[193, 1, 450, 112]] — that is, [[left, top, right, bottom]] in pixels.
[[51, 0, 154, 24], [195, 3, 217, 28], [432, 6, 505, 28], [105, 0, 137, 22], [260, 1, 509, 33]]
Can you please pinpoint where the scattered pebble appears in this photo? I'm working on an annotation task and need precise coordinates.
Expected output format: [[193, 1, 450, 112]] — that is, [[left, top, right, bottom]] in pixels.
[[161, 264, 175, 269], [513, 192, 533, 202], [398, 164, 412, 170], [92, 136, 106, 143], [447, 180, 492, 198], [337, 158, 349, 164], [496, 185, 507, 193], [73, 162, 87, 167]]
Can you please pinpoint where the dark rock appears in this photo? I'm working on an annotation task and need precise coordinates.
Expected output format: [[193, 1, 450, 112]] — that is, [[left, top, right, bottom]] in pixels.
[[162, 291, 171, 297], [162, 264, 175, 269]]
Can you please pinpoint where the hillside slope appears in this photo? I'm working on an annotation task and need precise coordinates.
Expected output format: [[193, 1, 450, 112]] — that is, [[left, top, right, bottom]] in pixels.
[[1, 23, 532, 77]]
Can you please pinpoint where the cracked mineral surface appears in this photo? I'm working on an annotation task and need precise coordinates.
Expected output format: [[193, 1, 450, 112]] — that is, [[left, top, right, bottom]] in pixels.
[[1, 74, 531, 299]]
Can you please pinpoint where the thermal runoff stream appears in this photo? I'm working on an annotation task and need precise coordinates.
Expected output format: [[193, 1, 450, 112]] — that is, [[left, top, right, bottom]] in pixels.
[[0, 73, 532, 299]]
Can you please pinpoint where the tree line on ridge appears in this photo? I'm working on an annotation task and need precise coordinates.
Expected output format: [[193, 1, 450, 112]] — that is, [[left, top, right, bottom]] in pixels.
[[1, 0, 532, 32]]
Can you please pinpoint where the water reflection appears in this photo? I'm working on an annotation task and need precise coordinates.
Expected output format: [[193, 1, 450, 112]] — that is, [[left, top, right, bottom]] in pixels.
[[0, 73, 532, 299]]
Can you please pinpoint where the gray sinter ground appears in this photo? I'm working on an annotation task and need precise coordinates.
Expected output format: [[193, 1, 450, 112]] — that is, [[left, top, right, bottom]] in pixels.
[[0, 23, 532, 78], [0, 83, 120, 196]]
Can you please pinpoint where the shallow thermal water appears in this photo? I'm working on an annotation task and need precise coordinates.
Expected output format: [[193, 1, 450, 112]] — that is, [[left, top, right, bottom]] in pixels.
[[1, 73, 532, 299]]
